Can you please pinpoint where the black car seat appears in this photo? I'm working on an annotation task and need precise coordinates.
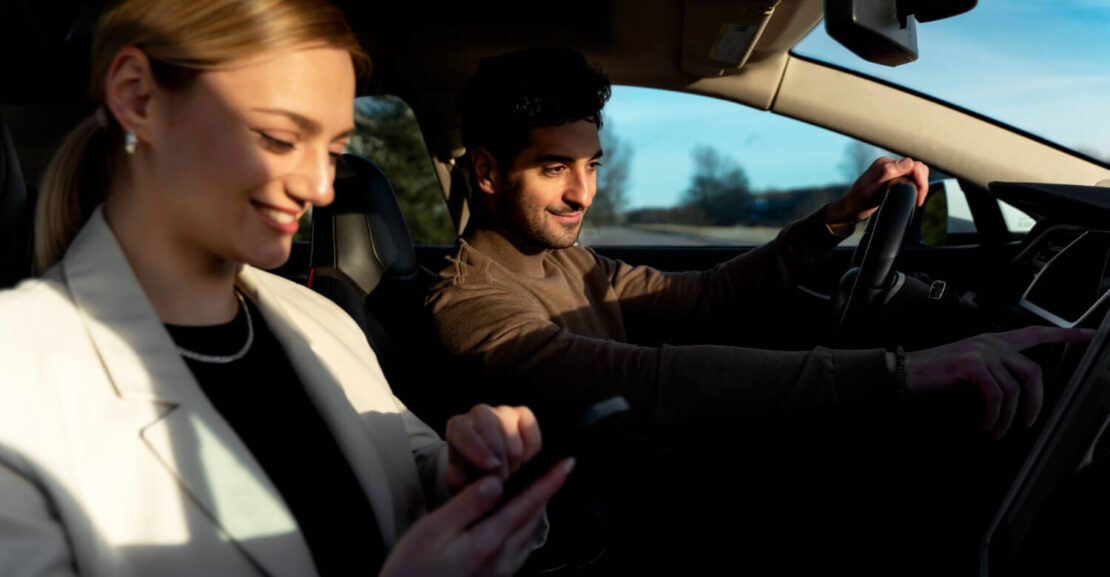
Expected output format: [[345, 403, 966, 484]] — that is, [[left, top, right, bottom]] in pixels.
[[0, 115, 34, 288], [309, 154, 465, 432], [313, 155, 623, 573]]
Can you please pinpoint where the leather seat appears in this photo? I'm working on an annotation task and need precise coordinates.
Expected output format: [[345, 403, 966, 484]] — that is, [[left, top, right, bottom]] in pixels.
[[309, 154, 464, 432], [0, 115, 34, 288]]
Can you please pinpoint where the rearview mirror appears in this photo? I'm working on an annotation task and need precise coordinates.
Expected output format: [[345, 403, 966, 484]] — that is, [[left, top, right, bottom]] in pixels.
[[825, 0, 977, 66]]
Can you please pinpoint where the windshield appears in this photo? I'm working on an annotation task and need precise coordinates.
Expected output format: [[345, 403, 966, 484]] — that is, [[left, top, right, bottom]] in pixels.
[[794, 0, 1110, 165]]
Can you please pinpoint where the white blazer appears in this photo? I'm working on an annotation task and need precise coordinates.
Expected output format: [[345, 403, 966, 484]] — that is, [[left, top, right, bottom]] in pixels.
[[0, 208, 449, 576]]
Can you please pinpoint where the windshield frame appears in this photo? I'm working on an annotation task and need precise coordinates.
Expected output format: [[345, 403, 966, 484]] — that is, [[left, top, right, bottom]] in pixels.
[[786, 51, 1110, 172]]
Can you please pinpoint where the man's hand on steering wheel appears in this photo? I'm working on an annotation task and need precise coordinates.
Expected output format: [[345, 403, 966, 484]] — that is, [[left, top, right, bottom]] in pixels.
[[831, 157, 929, 343], [826, 156, 930, 227]]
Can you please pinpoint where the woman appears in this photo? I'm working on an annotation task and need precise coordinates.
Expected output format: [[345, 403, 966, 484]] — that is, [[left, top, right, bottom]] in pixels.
[[0, 0, 570, 575]]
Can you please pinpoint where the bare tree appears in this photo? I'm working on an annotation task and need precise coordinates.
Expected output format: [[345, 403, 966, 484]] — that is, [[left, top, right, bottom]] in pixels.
[[591, 122, 633, 225], [681, 145, 751, 226], [839, 141, 883, 182]]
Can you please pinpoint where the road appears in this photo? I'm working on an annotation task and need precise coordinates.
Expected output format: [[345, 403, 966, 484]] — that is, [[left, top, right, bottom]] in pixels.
[[579, 224, 863, 247], [579, 225, 750, 246]]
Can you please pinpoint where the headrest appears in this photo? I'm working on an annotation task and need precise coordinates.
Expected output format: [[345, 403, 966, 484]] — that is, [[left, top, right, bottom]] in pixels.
[[310, 154, 418, 299], [0, 115, 32, 287]]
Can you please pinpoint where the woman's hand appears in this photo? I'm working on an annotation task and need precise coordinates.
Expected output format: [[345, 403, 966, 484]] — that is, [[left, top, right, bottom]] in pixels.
[[380, 461, 573, 576], [444, 404, 543, 490], [380, 404, 574, 577]]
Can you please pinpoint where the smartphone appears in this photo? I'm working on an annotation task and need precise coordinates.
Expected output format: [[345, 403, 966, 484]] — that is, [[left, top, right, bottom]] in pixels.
[[491, 396, 630, 513]]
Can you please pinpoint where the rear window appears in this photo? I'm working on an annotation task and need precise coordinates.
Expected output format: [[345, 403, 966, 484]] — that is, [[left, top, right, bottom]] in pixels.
[[344, 95, 455, 245]]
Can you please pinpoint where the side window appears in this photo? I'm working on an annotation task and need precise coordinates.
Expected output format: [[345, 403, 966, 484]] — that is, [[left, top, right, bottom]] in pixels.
[[936, 178, 1036, 237], [1000, 199, 1037, 235], [344, 95, 456, 245], [582, 86, 904, 247], [918, 179, 1036, 245], [919, 178, 978, 246]]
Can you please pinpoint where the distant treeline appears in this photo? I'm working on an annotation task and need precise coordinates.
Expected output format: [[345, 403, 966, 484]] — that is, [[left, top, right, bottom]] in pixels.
[[625, 184, 849, 228]]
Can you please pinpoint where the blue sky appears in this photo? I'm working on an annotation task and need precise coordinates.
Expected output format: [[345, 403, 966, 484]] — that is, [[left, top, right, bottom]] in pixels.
[[604, 0, 1110, 209]]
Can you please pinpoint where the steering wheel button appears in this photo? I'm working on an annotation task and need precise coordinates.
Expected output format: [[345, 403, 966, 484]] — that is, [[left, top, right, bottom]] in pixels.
[[929, 280, 948, 300]]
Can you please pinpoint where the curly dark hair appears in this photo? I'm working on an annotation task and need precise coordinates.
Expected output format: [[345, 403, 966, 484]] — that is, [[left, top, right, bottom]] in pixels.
[[458, 47, 612, 168]]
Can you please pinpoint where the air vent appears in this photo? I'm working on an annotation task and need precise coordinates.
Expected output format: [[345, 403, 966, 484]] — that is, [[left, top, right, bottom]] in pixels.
[[1028, 230, 1082, 275]]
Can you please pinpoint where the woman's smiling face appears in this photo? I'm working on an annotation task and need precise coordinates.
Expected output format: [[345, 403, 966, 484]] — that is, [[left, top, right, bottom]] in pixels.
[[144, 45, 356, 269]]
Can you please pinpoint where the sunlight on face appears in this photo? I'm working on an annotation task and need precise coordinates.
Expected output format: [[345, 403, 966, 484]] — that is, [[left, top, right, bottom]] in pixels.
[[149, 46, 356, 269]]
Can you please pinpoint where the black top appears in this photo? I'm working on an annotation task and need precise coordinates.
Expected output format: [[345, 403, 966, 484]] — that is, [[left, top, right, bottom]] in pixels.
[[165, 294, 385, 575]]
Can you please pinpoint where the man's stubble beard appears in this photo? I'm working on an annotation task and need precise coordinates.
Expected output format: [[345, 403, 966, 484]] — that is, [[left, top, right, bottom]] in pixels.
[[499, 182, 584, 250], [521, 210, 583, 250]]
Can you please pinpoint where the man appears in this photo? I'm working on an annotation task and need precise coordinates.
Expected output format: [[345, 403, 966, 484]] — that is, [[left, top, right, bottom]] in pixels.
[[428, 47, 1087, 437], [426, 47, 1092, 571]]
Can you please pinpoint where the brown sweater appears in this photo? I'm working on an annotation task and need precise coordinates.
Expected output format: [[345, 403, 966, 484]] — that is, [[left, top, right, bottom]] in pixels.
[[427, 207, 899, 426]]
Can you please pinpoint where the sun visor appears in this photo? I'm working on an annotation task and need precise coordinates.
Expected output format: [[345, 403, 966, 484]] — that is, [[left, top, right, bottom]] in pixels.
[[680, 0, 780, 77]]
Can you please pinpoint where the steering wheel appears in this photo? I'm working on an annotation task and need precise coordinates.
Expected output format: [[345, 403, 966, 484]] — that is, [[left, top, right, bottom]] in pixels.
[[834, 179, 918, 344]]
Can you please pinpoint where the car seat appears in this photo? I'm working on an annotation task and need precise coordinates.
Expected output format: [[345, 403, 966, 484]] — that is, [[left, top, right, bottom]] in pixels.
[[0, 115, 33, 288], [314, 155, 643, 573], [308, 153, 466, 433]]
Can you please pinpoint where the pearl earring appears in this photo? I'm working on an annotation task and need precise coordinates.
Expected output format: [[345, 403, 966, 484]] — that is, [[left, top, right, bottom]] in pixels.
[[124, 130, 138, 155]]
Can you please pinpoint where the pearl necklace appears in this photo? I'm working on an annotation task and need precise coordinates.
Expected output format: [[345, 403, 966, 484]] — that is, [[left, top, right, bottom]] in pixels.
[[176, 291, 254, 364]]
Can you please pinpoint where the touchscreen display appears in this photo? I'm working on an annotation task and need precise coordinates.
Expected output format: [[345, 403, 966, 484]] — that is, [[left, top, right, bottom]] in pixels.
[[1024, 231, 1110, 325]]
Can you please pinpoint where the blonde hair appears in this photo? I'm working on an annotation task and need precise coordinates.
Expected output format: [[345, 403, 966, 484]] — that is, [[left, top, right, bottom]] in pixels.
[[34, 0, 369, 273]]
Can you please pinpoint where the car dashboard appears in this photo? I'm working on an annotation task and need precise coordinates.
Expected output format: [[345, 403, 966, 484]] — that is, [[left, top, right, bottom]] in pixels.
[[991, 182, 1110, 331], [978, 181, 1110, 577]]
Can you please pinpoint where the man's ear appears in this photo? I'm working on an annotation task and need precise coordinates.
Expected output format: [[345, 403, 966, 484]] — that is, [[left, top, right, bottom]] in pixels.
[[471, 147, 501, 196], [103, 46, 158, 145]]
